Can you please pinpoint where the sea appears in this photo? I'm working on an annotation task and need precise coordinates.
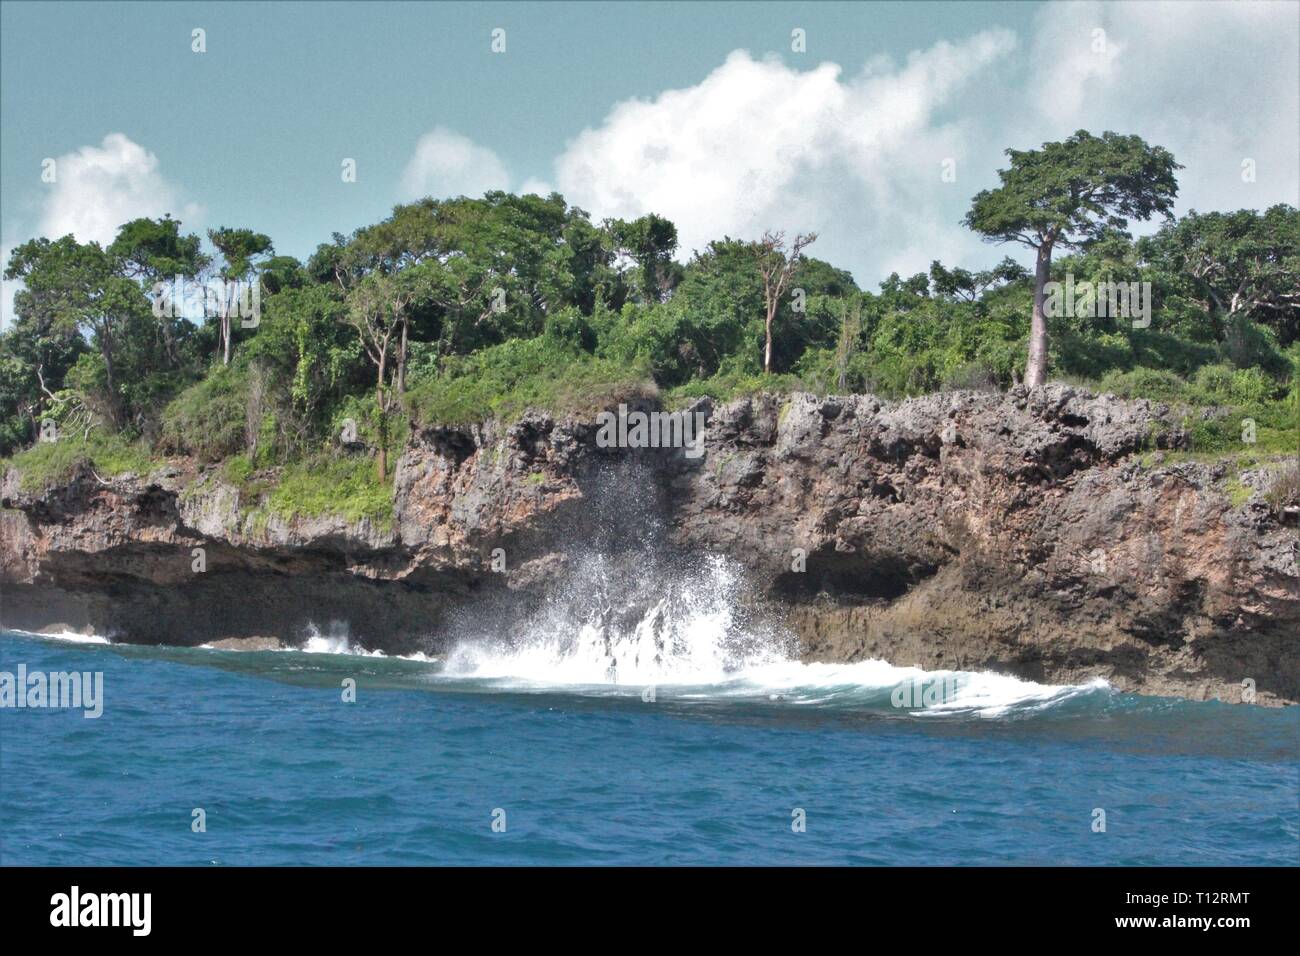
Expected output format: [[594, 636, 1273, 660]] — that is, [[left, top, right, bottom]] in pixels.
[[1, 553, 1296, 866]]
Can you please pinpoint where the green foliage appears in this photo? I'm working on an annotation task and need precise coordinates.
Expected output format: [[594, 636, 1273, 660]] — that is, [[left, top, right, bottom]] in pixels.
[[222, 453, 255, 488], [406, 336, 654, 426], [158, 364, 249, 462], [264, 454, 393, 527], [329, 392, 408, 460], [1144, 204, 1299, 345], [1192, 364, 1278, 406], [1098, 367, 1189, 401], [666, 364, 803, 407], [965, 130, 1182, 250], [5, 430, 154, 492], [2, 145, 1294, 523], [1222, 476, 1253, 508]]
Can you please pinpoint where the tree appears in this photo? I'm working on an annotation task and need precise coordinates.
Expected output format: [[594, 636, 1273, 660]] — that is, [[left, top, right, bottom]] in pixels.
[[836, 299, 862, 392], [929, 256, 1028, 302], [207, 227, 273, 365], [109, 216, 208, 368], [753, 230, 817, 374], [110, 215, 208, 282], [345, 271, 421, 480], [4, 236, 146, 426], [0, 296, 87, 452], [1145, 204, 1300, 344], [964, 131, 1180, 387], [607, 214, 679, 303]]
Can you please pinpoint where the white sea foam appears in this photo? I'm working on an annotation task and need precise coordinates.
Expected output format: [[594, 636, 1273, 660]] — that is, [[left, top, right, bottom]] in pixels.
[[3, 553, 1108, 718], [439, 552, 1110, 717], [8, 627, 111, 645], [291, 622, 435, 661]]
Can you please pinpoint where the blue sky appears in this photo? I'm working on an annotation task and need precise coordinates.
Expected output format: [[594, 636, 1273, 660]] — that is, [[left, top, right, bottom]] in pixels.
[[2, 0, 1297, 325]]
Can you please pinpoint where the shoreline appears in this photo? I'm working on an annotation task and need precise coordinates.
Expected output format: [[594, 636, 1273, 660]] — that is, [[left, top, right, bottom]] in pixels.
[[3, 386, 1296, 707]]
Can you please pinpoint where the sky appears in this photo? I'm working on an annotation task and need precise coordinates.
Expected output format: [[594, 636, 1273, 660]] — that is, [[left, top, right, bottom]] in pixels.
[[1, 0, 1297, 327]]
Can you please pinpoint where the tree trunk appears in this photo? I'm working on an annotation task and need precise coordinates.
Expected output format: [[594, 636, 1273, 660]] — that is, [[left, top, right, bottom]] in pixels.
[[763, 308, 775, 374], [222, 314, 232, 366], [102, 339, 114, 398], [100, 325, 121, 427], [396, 320, 408, 395], [1025, 243, 1052, 388], [375, 355, 388, 482]]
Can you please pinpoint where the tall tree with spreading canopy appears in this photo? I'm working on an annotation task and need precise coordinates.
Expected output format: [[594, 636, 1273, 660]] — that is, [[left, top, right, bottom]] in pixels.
[[964, 131, 1180, 387], [109, 216, 209, 367], [607, 213, 679, 304]]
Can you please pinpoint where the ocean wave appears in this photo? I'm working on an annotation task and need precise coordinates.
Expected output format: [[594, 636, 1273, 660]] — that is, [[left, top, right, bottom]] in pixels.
[[0, 550, 1113, 719], [437, 654, 1112, 718], [8, 627, 112, 645], [292, 623, 436, 662], [435, 552, 1113, 718]]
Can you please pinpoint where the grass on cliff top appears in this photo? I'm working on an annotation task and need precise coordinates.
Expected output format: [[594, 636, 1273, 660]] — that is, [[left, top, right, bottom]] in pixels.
[[180, 451, 394, 530], [405, 337, 656, 427], [663, 369, 805, 409], [257, 454, 394, 528], [3, 431, 156, 492]]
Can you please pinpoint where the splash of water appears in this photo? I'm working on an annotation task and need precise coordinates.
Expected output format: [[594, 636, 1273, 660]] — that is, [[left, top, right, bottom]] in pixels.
[[437, 551, 1111, 717], [444, 553, 791, 684]]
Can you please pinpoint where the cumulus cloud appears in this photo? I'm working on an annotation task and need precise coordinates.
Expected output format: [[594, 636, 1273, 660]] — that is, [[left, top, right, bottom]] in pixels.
[[399, 126, 512, 201], [534, 1, 1295, 286], [377, 3, 1300, 292], [2, 133, 200, 328], [7, 3, 1295, 332], [551, 34, 1017, 275], [38, 133, 201, 247], [1022, 0, 1298, 219]]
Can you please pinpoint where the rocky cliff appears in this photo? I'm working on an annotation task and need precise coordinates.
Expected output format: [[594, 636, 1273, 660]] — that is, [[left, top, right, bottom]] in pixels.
[[2, 385, 1296, 704]]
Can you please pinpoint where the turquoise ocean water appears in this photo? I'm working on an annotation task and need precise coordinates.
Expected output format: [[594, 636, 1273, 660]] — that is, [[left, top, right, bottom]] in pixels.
[[1, 625, 1296, 866]]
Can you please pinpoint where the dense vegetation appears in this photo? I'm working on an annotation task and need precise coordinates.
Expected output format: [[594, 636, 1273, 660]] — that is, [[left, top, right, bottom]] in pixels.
[[2, 130, 1296, 519]]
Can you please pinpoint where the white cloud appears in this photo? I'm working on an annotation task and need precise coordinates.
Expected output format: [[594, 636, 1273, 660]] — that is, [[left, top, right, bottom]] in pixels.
[[2, 133, 199, 329], [1023, 0, 1299, 220], [381, 4, 1298, 292], [550, 35, 1018, 278], [7, 3, 1295, 333], [399, 126, 512, 201], [38, 133, 200, 246]]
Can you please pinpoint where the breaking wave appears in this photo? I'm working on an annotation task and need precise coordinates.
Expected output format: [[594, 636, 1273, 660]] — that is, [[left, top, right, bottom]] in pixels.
[[3, 550, 1114, 719], [438, 551, 1112, 718]]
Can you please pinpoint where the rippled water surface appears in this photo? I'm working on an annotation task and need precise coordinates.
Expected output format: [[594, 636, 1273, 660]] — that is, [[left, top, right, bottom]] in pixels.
[[2, 627, 1296, 866]]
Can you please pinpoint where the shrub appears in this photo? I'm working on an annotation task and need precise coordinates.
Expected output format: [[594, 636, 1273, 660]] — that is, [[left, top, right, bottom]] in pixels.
[[1264, 460, 1300, 515], [405, 336, 654, 426], [1098, 367, 1188, 402], [666, 367, 803, 406], [158, 364, 248, 462], [264, 453, 394, 526]]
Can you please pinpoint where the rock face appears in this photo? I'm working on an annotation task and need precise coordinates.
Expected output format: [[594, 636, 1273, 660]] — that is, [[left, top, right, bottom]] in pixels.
[[2, 385, 1296, 704]]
